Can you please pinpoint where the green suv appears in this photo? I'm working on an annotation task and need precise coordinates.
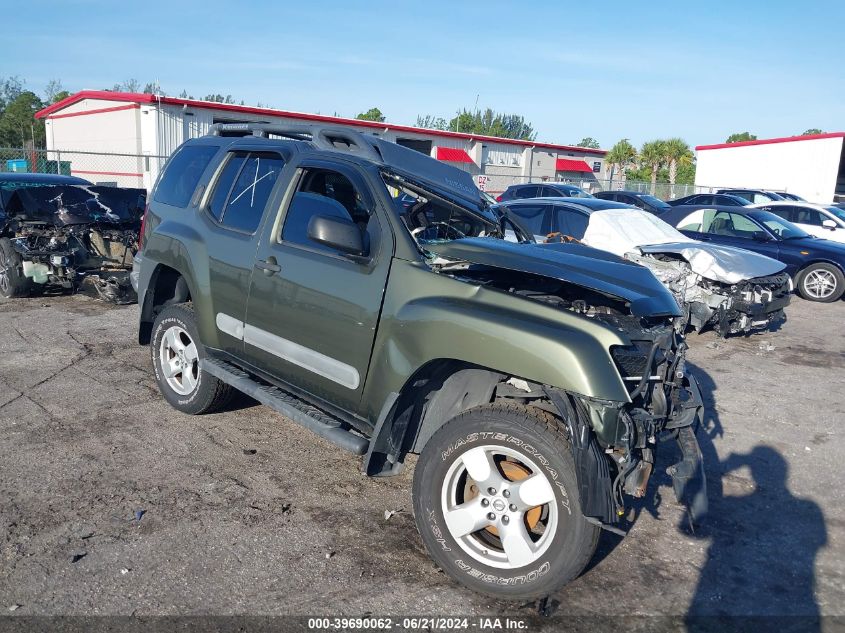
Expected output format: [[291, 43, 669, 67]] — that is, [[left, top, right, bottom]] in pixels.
[[137, 124, 705, 600]]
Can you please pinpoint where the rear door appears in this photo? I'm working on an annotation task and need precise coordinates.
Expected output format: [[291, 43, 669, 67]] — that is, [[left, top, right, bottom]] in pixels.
[[198, 148, 288, 357], [242, 159, 392, 414]]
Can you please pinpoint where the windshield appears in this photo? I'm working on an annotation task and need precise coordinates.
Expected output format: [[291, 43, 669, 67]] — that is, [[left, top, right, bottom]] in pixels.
[[824, 206, 845, 223], [637, 194, 671, 209], [382, 172, 504, 248], [749, 210, 810, 239]]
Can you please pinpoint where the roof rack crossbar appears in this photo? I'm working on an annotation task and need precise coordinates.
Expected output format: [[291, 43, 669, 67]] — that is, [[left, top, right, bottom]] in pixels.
[[206, 122, 382, 162]]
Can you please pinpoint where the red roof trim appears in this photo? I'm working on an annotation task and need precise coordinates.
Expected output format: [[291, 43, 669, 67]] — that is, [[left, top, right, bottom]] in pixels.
[[696, 132, 845, 151], [46, 103, 140, 120], [36, 91, 607, 155], [555, 158, 593, 172], [435, 147, 474, 163]]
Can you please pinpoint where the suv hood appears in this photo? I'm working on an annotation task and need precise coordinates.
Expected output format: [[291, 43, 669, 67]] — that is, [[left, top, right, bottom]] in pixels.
[[637, 241, 786, 285], [427, 237, 682, 317]]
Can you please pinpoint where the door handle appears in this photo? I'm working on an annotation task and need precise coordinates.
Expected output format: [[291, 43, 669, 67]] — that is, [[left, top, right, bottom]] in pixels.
[[255, 257, 281, 275]]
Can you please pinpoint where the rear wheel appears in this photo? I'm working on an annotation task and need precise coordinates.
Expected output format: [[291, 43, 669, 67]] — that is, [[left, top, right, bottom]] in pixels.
[[151, 303, 234, 414], [412, 403, 599, 600], [797, 263, 845, 302], [0, 237, 33, 298]]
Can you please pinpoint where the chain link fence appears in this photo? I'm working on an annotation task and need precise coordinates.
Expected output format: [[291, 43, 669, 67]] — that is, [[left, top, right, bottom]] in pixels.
[[0, 147, 167, 191]]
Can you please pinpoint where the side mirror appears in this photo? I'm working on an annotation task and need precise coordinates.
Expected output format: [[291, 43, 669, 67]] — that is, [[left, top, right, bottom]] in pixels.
[[822, 219, 837, 230], [307, 214, 366, 258]]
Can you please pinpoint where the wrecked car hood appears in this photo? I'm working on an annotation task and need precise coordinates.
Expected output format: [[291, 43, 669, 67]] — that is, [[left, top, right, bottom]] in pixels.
[[636, 241, 786, 285], [5, 185, 146, 228], [582, 208, 785, 285], [427, 237, 682, 317]]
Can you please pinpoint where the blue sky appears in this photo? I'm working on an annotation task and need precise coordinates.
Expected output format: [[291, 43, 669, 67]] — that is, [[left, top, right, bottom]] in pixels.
[[3, 0, 844, 149]]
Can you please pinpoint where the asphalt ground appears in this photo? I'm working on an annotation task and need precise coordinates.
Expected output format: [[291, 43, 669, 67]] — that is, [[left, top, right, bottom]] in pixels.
[[0, 293, 842, 631]]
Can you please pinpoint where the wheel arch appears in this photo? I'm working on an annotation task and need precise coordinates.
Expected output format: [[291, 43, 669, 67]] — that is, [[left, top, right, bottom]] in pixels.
[[138, 263, 196, 344]]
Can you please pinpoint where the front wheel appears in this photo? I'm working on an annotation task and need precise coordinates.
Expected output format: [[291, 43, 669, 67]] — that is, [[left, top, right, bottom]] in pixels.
[[796, 263, 845, 302], [412, 403, 599, 600], [151, 303, 234, 414], [0, 237, 33, 298]]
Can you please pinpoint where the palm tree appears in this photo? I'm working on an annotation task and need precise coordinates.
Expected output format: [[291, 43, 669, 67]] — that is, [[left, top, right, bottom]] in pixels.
[[639, 140, 666, 195], [605, 139, 637, 186], [663, 138, 693, 198]]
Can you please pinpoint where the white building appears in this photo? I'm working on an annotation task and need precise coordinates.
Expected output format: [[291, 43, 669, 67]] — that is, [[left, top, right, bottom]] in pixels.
[[36, 91, 607, 193], [694, 132, 845, 203]]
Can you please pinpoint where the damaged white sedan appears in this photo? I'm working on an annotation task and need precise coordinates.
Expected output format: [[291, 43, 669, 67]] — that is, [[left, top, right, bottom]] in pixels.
[[495, 197, 792, 336]]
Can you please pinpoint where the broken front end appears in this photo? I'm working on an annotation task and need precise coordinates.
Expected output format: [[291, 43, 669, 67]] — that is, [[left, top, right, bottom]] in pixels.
[[2, 185, 145, 303], [630, 251, 792, 337]]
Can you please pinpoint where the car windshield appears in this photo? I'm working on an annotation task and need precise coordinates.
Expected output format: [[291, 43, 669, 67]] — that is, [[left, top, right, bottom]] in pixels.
[[825, 206, 845, 223], [749, 210, 810, 239], [637, 194, 671, 209], [381, 172, 504, 248]]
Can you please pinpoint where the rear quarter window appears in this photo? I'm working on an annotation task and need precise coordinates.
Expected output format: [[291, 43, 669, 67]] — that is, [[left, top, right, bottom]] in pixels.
[[153, 145, 219, 207]]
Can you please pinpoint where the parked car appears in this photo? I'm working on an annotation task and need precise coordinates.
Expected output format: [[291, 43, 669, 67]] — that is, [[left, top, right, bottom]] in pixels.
[[594, 190, 671, 215], [137, 123, 706, 599], [0, 183, 145, 302], [494, 198, 791, 336], [716, 188, 785, 204], [748, 201, 845, 243], [668, 193, 751, 207], [662, 205, 845, 302], [496, 182, 592, 202]]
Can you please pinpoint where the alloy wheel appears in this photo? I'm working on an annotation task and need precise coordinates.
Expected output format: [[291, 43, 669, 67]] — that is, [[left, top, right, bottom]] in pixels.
[[803, 269, 838, 300], [158, 325, 200, 395], [440, 445, 558, 570]]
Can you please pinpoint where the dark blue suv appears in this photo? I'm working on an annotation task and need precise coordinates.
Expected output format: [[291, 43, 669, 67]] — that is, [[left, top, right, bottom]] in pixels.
[[496, 182, 592, 202]]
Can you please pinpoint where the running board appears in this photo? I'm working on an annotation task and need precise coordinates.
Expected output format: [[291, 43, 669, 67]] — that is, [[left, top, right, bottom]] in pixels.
[[200, 358, 370, 455]]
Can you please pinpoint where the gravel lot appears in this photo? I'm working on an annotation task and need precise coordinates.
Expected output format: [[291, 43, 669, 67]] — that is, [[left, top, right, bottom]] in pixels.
[[0, 293, 842, 627]]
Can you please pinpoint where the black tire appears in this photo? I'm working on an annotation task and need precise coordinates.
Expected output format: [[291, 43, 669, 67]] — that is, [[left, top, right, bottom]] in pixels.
[[412, 403, 600, 600], [0, 237, 33, 298], [151, 303, 234, 414], [796, 263, 845, 302]]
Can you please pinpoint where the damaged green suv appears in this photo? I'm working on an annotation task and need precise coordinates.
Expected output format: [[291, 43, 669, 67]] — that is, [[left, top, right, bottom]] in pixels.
[[137, 124, 705, 600]]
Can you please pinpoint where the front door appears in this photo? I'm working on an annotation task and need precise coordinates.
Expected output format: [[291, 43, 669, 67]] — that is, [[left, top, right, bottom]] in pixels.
[[243, 160, 392, 414]]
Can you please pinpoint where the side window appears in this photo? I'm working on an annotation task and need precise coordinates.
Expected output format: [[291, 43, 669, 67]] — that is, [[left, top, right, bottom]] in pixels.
[[696, 195, 713, 205], [206, 151, 284, 233], [541, 186, 561, 197], [707, 211, 761, 238], [281, 168, 373, 256], [515, 185, 539, 199], [153, 144, 218, 207], [555, 208, 589, 239], [507, 204, 550, 239], [767, 206, 794, 222], [678, 208, 715, 232], [794, 207, 823, 226]]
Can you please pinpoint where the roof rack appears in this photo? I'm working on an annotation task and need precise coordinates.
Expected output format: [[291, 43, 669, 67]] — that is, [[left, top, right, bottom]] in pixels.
[[207, 123, 382, 162]]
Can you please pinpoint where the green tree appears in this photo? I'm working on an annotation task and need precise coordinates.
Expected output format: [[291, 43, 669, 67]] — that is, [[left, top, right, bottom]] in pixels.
[[575, 137, 600, 149], [415, 114, 448, 130], [726, 131, 757, 143], [802, 128, 823, 135], [44, 79, 70, 104], [663, 137, 694, 194], [604, 138, 637, 183], [0, 90, 46, 147], [639, 140, 666, 195], [447, 108, 536, 140], [203, 94, 235, 104], [356, 107, 385, 122]]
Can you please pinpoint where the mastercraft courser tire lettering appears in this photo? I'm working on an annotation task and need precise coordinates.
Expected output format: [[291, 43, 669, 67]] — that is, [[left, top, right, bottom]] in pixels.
[[151, 303, 234, 414], [412, 403, 600, 600]]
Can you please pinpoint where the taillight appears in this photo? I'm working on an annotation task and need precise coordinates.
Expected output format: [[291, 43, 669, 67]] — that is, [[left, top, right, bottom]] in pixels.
[[138, 204, 149, 250], [496, 194, 503, 202]]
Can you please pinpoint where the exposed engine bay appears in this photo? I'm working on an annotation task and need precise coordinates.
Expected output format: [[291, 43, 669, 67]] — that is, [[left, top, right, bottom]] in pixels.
[[0, 185, 145, 303], [626, 250, 793, 336]]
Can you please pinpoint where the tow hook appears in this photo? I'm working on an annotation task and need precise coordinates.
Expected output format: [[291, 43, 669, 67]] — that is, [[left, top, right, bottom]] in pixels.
[[667, 425, 708, 522]]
